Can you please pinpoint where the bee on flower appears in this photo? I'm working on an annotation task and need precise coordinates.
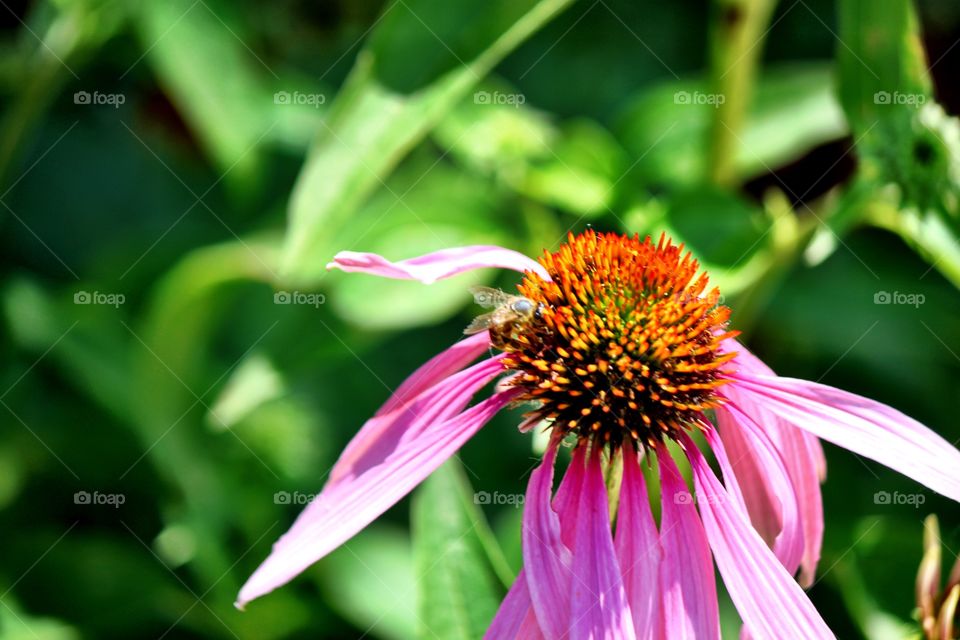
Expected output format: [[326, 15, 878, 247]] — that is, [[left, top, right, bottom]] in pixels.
[[237, 231, 960, 639]]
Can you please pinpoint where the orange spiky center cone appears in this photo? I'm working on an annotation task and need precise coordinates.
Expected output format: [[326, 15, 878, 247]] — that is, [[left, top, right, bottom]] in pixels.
[[501, 232, 737, 450]]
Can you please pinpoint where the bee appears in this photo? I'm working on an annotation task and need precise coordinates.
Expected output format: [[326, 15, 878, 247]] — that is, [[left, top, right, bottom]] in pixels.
[[464, 286, 542, 350]]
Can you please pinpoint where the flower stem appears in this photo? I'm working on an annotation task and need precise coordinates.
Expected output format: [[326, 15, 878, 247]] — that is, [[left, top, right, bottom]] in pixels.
[[707, 0, 777, 187]]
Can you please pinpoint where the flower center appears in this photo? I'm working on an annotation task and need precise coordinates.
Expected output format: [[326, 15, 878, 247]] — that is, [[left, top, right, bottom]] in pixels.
[[499, 232, 737, 449]]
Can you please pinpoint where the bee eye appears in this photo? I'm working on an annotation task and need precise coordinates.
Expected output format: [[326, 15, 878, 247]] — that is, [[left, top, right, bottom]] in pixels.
[[512, 299, 534, 313]]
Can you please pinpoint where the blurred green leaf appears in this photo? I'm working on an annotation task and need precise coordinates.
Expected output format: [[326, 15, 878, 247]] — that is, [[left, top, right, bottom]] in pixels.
[[437, 92, 628, 216], [0, 0, 126, 189], [321, 525, 417, 640], [0, 598, 79, 640], [207, 353, 285, 430], [616, 64, 847, 187], [836, 0, 930, 133], [412, 459, 512, 640], [664, 185, 767, 266], [2, 277, 135, 422], [135, 0, 272, 191], [433, 82, 556, 177], [518, 118, 628, 217], [281, 0, 576, 283]]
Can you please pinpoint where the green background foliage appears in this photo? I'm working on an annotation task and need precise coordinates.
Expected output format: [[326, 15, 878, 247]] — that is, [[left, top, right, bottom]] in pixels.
[[0, 0, 958, 637]]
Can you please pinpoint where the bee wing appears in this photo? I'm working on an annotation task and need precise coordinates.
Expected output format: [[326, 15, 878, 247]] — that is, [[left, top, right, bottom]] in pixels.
[[463, 312, 495, 335], [469, 286, 507, 309]]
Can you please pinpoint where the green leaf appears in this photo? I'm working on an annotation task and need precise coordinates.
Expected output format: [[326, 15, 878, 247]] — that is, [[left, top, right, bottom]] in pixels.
[[412, 459, 513, 640], [836, 0, 930, 133], [134, 0, 272, 191], [321, 525, 418, 640], [281, 0, 576, 283], [615, 63, 847, 187], [433, 79, 557, 177], [436, 88, 628, 217], [518, 118, 629, 217], [0, 598, 80, 640]]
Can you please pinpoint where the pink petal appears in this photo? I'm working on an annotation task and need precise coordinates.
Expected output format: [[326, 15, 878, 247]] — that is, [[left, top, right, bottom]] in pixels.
[[330, 351, 504, 486], [723, 338, 826, 480], [715, 407, 782, 546], [327, 245, 551, 284], [722, 338, 825, 585], [485, 447, 585, 639], [734, 373, 960, 503], [684, 438, 834, 639], [523, 437, 573, 639], [377, 332, 493, 417], [485, 569, 544, 640], [711, 407, 804, 579], [236, 388, 519, 608], [486, 444, 585, 639], [615, 450, 661, 639], [569, 449, 636, 640], [658, 450, 720, 640], [776, 417, 825, 586], [556, 444, 587, 545]]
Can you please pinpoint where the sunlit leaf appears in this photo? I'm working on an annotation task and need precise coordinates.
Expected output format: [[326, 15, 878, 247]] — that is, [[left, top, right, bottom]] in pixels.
[[281, 0, 576, 283], [412, 459, 513, 640]]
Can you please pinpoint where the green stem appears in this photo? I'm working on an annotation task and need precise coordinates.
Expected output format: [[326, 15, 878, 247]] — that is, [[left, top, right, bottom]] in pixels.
[[707, 0, 778, 187]]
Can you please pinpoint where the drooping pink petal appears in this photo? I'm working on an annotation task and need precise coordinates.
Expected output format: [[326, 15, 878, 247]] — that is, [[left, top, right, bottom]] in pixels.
[[723, 338, 826, 481], [377, 332, 493, 417], [721, 338, 825, 585], [734, 373, 960, 503], [523, 437, 573, 639], [778, 417, 825, 586], [658, 449, 720, 640], [236, 388, 519, 608], [556, 444, 587, 546], [684, 438, 835, 639], [615, 449, 661, 639], [711, 407, 804, 579], [487, 444, 585, 639], [569, 449, 636, 640], [329, 353, 505, 485], [715, 407, 782, 546], [327, 245, 551, 284], [485, 569, 544, 640]]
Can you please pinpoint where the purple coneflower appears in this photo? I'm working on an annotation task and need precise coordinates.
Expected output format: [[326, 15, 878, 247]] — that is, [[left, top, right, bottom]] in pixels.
[[237, 232, 960, 638]]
